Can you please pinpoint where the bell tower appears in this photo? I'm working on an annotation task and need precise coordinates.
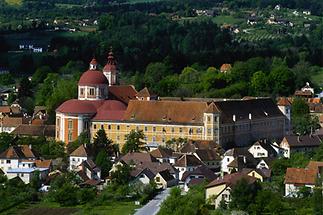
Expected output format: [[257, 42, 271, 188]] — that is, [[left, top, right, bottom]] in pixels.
[[103, 48, 118, 86]]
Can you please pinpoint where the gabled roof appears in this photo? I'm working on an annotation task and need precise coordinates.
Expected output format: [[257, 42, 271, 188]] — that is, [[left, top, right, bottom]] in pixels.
[[157, 169, 175, 182], [0, 145, 38, 159], [108, 85, 138, 104], [206, 172, 257, 188], [277, 97, 291, 106], [12, 124, 55, 137], [195, 149, 222, 161], [284, 168, 317, 185], [135, 161, 177, 175], [136, 87, 151, 98], [120, 152, 156, 165], [307, 161, 323, 172], [220, 64, 232, 72], [205, 102, 220, 113], [175, 154, 204, 167], [34, 159, 52, 169], [131, 168, 155, 180], [283, 135, 321, 147], [181, 165, 217, 181], [250, 140, 278, 157], [150, 147, 174, 158], [70, 144, 93, 157], [241, 168, 271, 179]]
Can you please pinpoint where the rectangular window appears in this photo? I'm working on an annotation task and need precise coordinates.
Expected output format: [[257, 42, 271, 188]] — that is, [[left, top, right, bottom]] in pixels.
[[80, 88, 84, 95], [171, 127, 175, 133], [94, 124, 97, 129], [153, 127, 156, 132], [6, 160, 10, 164], [68, 120, 73, 129], [179, 128, 182, 133], [108, 125, 111, 130], [144, 126, 148, 132], [156, 177, 160, 182], [117, 125, 120, 130], [68, 132, 72, 142], [101, 124, 104, 129], [89, 88, 95, 95]]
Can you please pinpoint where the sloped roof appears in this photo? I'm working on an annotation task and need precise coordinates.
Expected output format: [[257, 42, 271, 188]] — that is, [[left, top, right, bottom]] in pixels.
[[12, 124, 55, 137], [150, 147, 174, 158], [284, 168, 317, 185], [251, 141, 278, 157], [220, 64, 232, 72], [136, 87, 151, 98], [135, 161, 177, 175], [120, 152, 156, 165], [0, 145, 38, 159], [131, 168, 155, 179], [123, 100, 208, 125], [158, 169, 175, 182], [175, 154, 204, 167], [205, 102, 220, 113], [307, 161, 323, 172], [283, 135, 321, 147], [35, 159, 52, 168], [206, 172, 257, 188], [195, 149, 222, 161], [108, 85, 138, 104], [277, 97, 291, 106], [70, 144, 93, 157], [181, 165, 217, 181]]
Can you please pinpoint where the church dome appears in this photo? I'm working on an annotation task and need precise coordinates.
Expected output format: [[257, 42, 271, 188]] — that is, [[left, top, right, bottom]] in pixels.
[[56, 99, 97, 114], [78, 70, 109, 86]]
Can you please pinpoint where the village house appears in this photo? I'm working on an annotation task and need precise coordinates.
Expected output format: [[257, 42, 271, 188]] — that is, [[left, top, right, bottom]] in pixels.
[[205, 172, 257, 208], [247, 140, 280, 158], [181, 165, 217, 191], [69, 144, 94, 171], [0, 145, 51, 183], [280, 135, 322, 158], [220, 64, 232, 73], [221, 147, 256, 174], [294, 82, 315, 98], [174, 154, 204, 180], [277, 97, 292, 134], [150, 147, 177, 164]]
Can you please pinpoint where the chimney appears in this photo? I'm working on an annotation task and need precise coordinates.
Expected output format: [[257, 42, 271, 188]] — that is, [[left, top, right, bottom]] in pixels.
[[249, 113, 252, 120], [233, 114, 236, 122]]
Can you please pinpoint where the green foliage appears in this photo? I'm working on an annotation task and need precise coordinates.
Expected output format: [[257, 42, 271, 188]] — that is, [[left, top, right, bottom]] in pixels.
[[95, 150, 112, 178], [0, 132, 16, 153], [158, 184, 208, 215], [93, 128, 113, 155], [0, 73, 14, 85], [292, 98, 320, 134], [249, 190, 285, 215], [121, 130, 147, 154], [229, 179, 260, 212], [313, 177, 323, 215], [110, 164, 132, 186]]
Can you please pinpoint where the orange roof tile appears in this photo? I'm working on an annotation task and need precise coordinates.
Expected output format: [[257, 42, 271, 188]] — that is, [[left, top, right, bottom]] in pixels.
[[277, 97, 291, 106], [220, 64, 232, 72], [284, 168, 317, 185]]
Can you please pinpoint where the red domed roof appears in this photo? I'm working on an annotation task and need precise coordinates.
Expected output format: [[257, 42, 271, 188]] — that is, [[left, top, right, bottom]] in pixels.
[[93, 100, 126, 120], [56, 99, 97, 114], [103, 64, 117, 73], [78, 70, 108, 86]]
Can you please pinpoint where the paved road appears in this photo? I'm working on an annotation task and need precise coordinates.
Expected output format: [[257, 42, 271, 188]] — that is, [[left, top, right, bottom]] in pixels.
[[134, 188, 171, 215]]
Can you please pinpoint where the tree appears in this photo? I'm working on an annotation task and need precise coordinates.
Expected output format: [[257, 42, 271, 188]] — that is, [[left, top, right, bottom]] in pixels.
[[110, 164, 132, 185], [95, 150, 112, 178], [292, 98, 319, 134], [121, 130, 147, 154], [30, 170, 41, 191], [313, 177, 323, 215], [250, 71, 268, 96], [93, 129, 113, 156], [32, 66, 53, 85], [229, 178, 260, 212], [18, 77, 33, 98], [0, 133, 16, 153], [250, 190, 285, 215]]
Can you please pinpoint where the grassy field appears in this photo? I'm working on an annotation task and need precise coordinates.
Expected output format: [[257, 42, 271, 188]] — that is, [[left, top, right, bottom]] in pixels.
[[212, 15, 244, 25], [311, 69, 323, 87], [4, 0, 22, 6], [0, 201, 139, 215]]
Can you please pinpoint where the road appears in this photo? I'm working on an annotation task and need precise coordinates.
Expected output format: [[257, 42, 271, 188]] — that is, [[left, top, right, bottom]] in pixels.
[[134, 188, 171, 215]]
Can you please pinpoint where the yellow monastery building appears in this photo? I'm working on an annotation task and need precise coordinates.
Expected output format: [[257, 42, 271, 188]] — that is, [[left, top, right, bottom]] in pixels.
[[56, 52, 288, 148]]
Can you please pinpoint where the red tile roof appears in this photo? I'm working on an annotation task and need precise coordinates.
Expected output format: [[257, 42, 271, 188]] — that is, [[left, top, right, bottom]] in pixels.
[[175, 154, 204, 167], [206, 172, 257, 188], [108, 85, 138, 104], [92, 100, 126, 121], [56, 99, 98, 115], [284, 168, 317, 185], [0, 145, 38, 159], [78, 70, 108, 86], [277, 97, 291, 106], [220, 64, 232, 72]]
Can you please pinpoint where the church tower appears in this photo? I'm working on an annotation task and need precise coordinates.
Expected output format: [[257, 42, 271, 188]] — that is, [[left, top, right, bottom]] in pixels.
[[103, 48, 118, 86]]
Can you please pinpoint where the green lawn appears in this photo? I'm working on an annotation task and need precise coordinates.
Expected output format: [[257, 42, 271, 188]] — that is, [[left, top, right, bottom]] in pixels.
[[311, 69, 323, 87], [212, 15, 244, 25], [0, 201, 139, 215]]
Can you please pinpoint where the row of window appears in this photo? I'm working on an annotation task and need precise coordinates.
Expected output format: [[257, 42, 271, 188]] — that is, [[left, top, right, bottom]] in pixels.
[[93, 124, 204, 135]]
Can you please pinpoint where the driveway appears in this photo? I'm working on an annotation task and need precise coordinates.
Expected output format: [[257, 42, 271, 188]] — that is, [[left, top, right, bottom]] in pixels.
[[134, 188, 171, 215]]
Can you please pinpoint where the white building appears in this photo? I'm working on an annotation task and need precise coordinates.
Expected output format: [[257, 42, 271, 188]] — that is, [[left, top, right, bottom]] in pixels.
[[174, 154, 204, 180], [69, 144, 93, 171]]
